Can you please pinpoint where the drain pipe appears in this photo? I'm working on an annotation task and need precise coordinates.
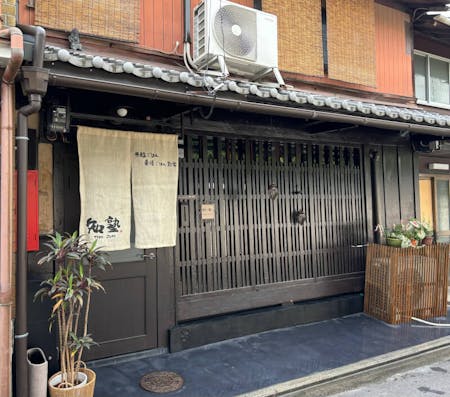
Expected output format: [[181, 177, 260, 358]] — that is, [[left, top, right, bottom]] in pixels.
[[15, 25, 48, 397], [0, 27, 23, 397]]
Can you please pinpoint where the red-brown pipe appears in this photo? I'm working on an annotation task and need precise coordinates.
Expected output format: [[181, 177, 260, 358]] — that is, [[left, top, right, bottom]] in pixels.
[[0, 27, 23, 397]]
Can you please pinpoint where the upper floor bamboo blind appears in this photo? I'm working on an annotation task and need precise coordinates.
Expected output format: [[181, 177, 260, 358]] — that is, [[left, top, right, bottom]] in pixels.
[[262, 0, 324, 77], [327, 0, 376, 86], [35, 0, 140, 42]]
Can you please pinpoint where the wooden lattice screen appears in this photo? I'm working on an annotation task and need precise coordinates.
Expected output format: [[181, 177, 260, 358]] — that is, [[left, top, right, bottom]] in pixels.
[[35, 0, 140, 42], [176, 136, 367, 316], [364, 244, 449, 324]]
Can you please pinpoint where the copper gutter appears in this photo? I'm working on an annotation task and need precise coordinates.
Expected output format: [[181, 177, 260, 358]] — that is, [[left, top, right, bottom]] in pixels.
[[0, 27, 24, 397]]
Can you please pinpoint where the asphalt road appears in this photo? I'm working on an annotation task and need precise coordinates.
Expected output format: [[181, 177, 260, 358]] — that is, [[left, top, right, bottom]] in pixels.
[[329, 358, 450, 397]]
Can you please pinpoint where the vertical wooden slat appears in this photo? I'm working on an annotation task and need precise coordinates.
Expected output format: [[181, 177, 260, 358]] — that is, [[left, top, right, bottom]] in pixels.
[[259, 142, 270, 284], [218, 138, 229, 290], [187, 136, 198, 294], [336, 147, 345, 274], [237, 141, 247, 286], [272, 142, 281, 282], [230, 140, 241, 288], [383, 146, 401, 226], [201, 136, 213, 293], [285, 144, 295, 281], [349, 151, 359, 271], [318, 145, 327, 277], [297, 144, 307, 279], [246, 141, 257, 286], [323, 147, 332, 276], [345, 152, 353, 272]]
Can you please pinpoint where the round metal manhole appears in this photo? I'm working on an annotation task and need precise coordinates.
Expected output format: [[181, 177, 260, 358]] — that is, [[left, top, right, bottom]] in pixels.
[[140, 371, 184, 393]]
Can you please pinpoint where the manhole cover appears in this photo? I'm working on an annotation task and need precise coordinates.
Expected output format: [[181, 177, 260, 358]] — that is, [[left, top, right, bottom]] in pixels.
[[140, 371, 184, 393]]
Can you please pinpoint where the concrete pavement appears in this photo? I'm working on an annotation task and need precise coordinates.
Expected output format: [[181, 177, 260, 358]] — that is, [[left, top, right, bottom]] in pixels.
[[328, 358, 450, 397], [91, 308, 450, 397]]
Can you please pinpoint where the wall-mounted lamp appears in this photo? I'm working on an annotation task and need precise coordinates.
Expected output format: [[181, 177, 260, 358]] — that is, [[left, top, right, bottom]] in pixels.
[[268, 183, 279, 200], [116, 107, 128, 117], [292, 210, 306, 225], [49, 105, 69, 133]]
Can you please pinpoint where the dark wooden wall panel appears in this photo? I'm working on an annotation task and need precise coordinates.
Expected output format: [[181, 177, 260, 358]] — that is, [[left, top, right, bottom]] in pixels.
[[157, 247, 176, 347], [398, 146, 416, 220], [382, 146, 401, 226]]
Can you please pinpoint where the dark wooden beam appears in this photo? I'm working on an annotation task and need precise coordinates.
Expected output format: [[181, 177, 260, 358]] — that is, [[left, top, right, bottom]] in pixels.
[[176, 273, 365, 321], [170, 294, 363, 352], [170, 111, 410, 146]]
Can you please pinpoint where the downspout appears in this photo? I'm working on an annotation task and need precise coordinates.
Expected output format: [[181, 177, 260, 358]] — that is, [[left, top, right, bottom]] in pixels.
[[0, 27, 23, 397], [15, 25, 48, 397]]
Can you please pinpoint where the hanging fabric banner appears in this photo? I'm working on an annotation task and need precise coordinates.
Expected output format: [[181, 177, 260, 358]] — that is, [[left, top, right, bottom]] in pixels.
[[77, 126, 131, 251], [131, 132, 178, 248]]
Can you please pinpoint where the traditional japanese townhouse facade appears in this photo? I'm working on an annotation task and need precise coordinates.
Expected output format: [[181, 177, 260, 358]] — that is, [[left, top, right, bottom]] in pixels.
[[2, 0, 450, 394]]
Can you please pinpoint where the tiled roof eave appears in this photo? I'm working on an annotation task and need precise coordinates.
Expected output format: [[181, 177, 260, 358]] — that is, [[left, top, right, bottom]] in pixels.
[[43, 45, 450, 133]]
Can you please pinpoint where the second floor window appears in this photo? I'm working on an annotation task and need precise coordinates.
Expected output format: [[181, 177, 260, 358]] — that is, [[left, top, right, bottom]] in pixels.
[[414, 51, 450, 107]]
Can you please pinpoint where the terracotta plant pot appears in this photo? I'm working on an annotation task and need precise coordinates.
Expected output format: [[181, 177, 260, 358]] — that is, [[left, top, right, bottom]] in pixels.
[[422, 236, 434, 246], [48, 370, 95, 397]]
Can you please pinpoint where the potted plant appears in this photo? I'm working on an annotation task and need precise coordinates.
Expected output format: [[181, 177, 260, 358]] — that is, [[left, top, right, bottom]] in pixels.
[[377, 219, 434, 248], [422, 229, 434, 246], [35, 231, 110, 396], [381, 223, 409, 247], [405, 218, 433, 246]]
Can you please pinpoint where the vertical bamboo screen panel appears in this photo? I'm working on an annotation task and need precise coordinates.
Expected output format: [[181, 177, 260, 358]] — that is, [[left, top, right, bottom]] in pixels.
[[35, 0, 140, 42], [262, 0, 324, 77], [327, 0, 376, 86], [364, 244, 449, 324]]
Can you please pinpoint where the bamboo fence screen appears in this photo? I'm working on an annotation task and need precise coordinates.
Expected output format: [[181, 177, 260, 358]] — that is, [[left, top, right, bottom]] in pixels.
[[364, 244, 449, 324], [262, 0, 324, 76], [327, 0, 376, 86], [35, 0, 140, 42]]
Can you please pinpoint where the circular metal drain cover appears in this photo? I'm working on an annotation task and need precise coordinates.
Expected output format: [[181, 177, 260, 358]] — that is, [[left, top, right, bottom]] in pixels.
[[140, 371, 184, 393]]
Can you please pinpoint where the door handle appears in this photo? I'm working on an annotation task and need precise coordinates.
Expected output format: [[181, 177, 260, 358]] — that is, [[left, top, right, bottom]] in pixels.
[[142, 253, 156, 260]]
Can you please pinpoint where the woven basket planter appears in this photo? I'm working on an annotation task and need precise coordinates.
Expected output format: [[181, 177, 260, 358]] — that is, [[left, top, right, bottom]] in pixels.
[[364, 244, 449, 324], [48, 368, 95, 397]]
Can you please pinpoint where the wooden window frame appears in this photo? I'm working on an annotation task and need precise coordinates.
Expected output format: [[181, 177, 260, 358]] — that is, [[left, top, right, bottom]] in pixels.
[[421, 174, 450, 241], [433, 175, 450, 240], [414, 50, 450, 110]]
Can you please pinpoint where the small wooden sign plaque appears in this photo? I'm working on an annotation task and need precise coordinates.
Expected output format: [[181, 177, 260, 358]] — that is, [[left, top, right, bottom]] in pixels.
[[201, 204, 215, 220]]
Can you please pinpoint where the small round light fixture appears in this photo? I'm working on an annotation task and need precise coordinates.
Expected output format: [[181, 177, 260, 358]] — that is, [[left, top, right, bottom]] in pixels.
[[116, 107, 128, 117], [268, 183, 279, 200]]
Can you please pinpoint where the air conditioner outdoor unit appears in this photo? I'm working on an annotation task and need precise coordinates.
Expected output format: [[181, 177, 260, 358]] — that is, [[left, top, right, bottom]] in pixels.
[[192, 0, 284, 85]]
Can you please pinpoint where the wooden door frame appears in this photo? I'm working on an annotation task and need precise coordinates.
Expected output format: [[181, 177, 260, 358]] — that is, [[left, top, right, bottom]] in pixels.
[[419, 173, 450, 240], [52, 139, 176, 356]]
